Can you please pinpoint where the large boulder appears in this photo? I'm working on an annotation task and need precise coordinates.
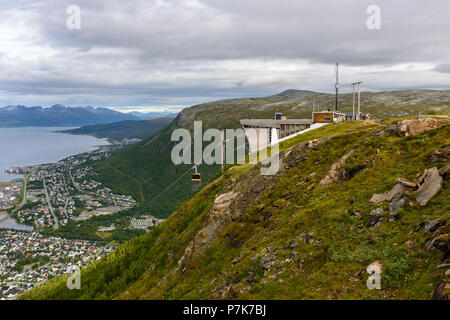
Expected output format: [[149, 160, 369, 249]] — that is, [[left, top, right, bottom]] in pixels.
[[415, 167, 443, 206], [370, 183, 413, 203]]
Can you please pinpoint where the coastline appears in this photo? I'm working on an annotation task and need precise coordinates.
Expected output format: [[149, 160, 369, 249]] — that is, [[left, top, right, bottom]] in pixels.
[[0, 127, 113, 231]]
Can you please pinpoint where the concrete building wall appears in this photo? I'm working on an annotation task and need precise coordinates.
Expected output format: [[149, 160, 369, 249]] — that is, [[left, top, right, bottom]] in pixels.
[[243, 127, 271, 153]]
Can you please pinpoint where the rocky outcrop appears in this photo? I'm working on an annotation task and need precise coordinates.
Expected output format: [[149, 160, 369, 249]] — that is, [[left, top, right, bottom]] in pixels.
[[424, 219, 443, 234], [385, 118, 449, 137], [175, 191, 238, 273], [439, 164, 450, 180], [433, 282, 449, 300], [370, 166, 444, 206], [415, 167, 443, 206], [395, 178, 417, 188], [423, 222, 449, 254], [428, 148, 450, 163], [367, 208, 384, 227], [389, 197, 405, 222], [319, 148, 356, 186], [369, 183, 413, 203]]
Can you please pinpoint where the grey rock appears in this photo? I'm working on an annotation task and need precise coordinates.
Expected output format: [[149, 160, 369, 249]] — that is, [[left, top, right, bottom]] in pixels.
[[251, 254, 261, 261], [424, 219, 442, 233], [370, 208, 384, 216], [367, 215, 383, 227], [305, 232, 314, 244], [416, 167, 443, 206], [285, 239, 298, 249], [439, 163, 450, 180], [388, 198, 405, 222], [388, 211, 399, 222], [389, 197, 406, 213], [433, 282, 448, 300], [370, 184, 413, 204], [374, 217, 384, 227]]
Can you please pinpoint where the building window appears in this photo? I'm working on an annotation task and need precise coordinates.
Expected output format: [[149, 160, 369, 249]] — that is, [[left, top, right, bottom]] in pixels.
[[324, 116, 331, 121]]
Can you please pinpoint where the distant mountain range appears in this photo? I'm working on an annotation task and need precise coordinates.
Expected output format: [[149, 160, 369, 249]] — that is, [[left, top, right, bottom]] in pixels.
[[0, 105, 141, 127], [128, 111, 178, 119]]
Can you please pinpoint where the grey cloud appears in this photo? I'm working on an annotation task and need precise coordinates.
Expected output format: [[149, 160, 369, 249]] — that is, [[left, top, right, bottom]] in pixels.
[[435, 64, 450, 74], [0, 0, 449, 109]]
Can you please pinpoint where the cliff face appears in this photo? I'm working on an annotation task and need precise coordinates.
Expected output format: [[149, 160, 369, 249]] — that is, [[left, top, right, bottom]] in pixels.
[[22, 117, 449, 300]]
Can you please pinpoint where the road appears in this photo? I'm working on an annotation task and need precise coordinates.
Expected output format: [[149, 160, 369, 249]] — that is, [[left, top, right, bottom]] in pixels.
[[21, 174, 29, 207], [42, 176, 59, 230], [69, 170, 82, 192], [61, 173, 70, 219]]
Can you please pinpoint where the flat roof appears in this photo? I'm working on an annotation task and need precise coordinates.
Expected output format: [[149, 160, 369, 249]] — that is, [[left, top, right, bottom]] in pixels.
[[312, 111, 345, 114], [344, 112, 369, 116], [240, 119, 313, 128]]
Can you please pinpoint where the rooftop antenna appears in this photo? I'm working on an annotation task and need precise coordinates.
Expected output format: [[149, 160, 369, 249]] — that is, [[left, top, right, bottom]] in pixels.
[[351, 83, 356, 120], [335, 63, 340, 111], [312, 96, 316, 121], [357, 81, 362, 120]]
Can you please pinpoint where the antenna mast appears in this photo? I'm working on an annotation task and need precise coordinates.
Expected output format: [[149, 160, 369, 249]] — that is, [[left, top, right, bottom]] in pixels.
[[335, 63, 340, 111]]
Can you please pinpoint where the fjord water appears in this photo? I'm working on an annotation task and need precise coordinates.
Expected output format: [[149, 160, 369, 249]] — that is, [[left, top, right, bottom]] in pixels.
[[0, 127, 109, 230], [0, 127, 109, 182]]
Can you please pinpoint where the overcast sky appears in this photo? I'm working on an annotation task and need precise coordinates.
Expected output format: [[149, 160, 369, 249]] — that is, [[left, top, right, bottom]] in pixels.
[[0, 0, 449, 112]]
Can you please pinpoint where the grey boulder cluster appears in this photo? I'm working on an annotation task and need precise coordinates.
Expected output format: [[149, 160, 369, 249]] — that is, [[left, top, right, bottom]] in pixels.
[[370, 166, 446, 207]]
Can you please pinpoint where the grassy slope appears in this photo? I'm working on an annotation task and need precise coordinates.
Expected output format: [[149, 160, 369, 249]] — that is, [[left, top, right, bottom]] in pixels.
[[22, 119, 449, 300]]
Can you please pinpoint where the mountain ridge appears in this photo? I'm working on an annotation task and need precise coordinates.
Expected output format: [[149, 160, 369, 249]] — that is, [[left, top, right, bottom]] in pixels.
[[0, 105, 139, 127], [61, 117, 174, 141]]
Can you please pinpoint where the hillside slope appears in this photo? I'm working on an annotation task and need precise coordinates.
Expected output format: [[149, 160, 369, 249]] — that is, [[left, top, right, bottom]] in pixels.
[[22, 117, 449, 300], [61, 117, 174, 141], [88, 89, 450, 220]]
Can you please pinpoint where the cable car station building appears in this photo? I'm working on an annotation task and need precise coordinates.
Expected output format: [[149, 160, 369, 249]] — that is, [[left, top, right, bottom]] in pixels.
[[240, 110, 369, 152]]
